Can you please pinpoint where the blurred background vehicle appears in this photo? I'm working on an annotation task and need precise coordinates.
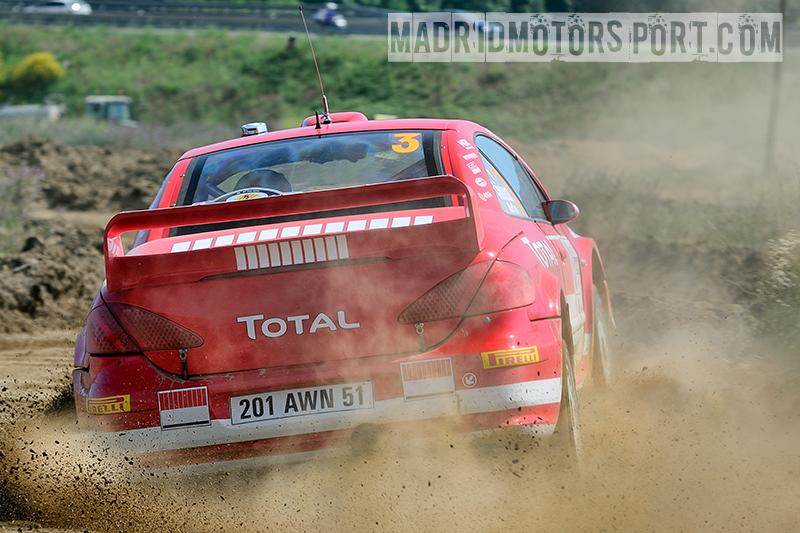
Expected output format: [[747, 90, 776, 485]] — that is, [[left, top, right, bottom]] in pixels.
[[13, 0, 92, 15], [84, 95, 137, 126], [312, 2, 347, 30]]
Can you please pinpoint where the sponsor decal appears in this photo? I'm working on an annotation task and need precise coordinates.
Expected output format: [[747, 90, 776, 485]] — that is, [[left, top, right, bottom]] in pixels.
[[462, 373, 477, 388], [237, 310, 361, 339], [505, 203, 522, 215], [158, 386, 211, 430], [521, 236, 559, 268], [107, 237, 123, 258], [400, 357, 455, 400], [474, 177, 487, 187], [477, 191, 493, 202], [462, 152, 478, 160], [457, 139, 474, 150], [482, 346, 540, 369], [86, 395, 130, 415], [466, 161, 482, 174], [496, 187, 515, 202], [231, 193, 265, 201]]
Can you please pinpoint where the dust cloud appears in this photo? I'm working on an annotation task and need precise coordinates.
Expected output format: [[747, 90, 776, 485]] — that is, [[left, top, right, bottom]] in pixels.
[[3, 327, 798, 532], [2, 57, 800, 532]]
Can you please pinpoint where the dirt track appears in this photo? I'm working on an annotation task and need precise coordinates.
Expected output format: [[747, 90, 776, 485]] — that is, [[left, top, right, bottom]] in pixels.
[[1, 58, 800, 530], [1, 285, 798, 532]]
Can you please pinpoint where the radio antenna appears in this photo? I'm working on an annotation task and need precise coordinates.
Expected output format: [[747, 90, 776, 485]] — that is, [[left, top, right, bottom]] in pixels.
[[299, 6, 331, 125]]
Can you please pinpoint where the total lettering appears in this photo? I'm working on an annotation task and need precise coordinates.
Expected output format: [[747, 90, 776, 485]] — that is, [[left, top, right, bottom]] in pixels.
[[237, 311, 360, 339]]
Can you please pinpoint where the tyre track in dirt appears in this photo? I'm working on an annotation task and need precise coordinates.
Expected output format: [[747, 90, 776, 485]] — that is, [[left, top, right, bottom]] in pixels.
[[0, 332, 74, 411]]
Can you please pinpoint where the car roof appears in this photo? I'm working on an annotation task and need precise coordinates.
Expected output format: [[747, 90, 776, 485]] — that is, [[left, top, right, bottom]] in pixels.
[[178, 117, 486, 161]]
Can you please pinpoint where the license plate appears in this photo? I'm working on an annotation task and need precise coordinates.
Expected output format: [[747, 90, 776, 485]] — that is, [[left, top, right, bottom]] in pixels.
[[229, 381, 374, 425]]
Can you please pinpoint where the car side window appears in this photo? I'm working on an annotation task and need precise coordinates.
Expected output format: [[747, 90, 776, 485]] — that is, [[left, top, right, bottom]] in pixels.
[[475, 136, 547, 220]]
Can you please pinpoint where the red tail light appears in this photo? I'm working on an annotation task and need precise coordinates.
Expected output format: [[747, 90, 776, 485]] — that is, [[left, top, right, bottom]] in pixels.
[[465, 261, 536, 316], [87, 303, 203, 354], [398, 261, 535, 324], [86, 304, 140, 354]]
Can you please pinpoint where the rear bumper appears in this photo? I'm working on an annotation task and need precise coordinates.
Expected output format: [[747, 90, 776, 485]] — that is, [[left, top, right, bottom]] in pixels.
[[74, 311, 563, 465], [86, 383, 559, 469]]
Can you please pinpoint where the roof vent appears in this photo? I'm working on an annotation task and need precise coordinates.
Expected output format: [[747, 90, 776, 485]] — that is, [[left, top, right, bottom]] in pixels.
[[241, 122, 268, 136]]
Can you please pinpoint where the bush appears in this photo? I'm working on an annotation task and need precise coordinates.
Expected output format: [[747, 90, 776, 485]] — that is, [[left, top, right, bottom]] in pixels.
[[9, 52, 65, 102]]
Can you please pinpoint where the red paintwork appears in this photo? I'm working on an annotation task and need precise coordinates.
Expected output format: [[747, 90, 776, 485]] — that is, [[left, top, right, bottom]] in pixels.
[[73, 115, 611, 466]]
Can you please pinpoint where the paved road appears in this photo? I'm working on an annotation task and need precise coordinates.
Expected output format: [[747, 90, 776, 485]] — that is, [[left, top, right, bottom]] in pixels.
[[0, 1, 389, 34], [1, 4, 798, 46]]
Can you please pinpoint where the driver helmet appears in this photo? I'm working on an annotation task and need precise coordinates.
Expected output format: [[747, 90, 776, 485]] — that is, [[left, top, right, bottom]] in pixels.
[[235, 169, 293, 192]]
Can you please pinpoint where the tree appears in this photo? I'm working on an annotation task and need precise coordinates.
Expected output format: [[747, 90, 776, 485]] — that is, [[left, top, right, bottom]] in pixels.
[[9, 52, 65, 103]]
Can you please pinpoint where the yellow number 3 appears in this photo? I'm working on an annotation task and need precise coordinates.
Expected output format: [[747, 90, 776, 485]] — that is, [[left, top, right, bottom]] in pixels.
[[392, 133, 421, 153]]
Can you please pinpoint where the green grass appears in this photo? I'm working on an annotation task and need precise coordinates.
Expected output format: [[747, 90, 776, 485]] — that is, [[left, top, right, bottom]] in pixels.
[[0, 24, 659, 146]]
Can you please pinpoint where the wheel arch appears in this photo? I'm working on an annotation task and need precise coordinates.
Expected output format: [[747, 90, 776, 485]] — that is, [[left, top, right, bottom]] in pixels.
[[568, 234, 614, 335]]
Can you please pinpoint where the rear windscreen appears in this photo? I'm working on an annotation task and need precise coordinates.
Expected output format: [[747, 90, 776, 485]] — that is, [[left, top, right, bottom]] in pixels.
[[178, 130, 442, 206]]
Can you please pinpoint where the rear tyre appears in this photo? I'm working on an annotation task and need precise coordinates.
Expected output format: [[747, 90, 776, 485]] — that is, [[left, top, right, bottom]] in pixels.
[[555, 338, 583, 467], [591, 284, 613, 387]]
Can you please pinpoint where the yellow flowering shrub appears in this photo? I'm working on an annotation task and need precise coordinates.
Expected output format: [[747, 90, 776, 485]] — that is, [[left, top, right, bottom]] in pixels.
[[10, 52, 65, 99]]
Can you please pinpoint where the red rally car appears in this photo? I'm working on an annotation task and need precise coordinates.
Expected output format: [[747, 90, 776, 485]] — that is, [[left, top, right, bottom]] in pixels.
[[73, 112, 614, 468]]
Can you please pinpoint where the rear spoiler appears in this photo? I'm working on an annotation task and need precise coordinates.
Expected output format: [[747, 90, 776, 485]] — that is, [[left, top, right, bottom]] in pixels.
[[104, 176, 482, 292]]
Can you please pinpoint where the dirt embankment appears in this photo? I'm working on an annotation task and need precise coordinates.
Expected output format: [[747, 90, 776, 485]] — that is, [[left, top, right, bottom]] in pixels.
[[0, 138, 183, 333], [0, 137, 183, 212]]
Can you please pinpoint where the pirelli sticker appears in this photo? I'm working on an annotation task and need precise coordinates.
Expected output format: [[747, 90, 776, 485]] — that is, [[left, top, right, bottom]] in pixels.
[[481, 347, 540, 370], [86, 395, 130, 415]]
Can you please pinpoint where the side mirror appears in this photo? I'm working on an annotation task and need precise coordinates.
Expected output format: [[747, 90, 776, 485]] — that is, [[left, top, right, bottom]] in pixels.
[[544, 200, 579, 225]]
